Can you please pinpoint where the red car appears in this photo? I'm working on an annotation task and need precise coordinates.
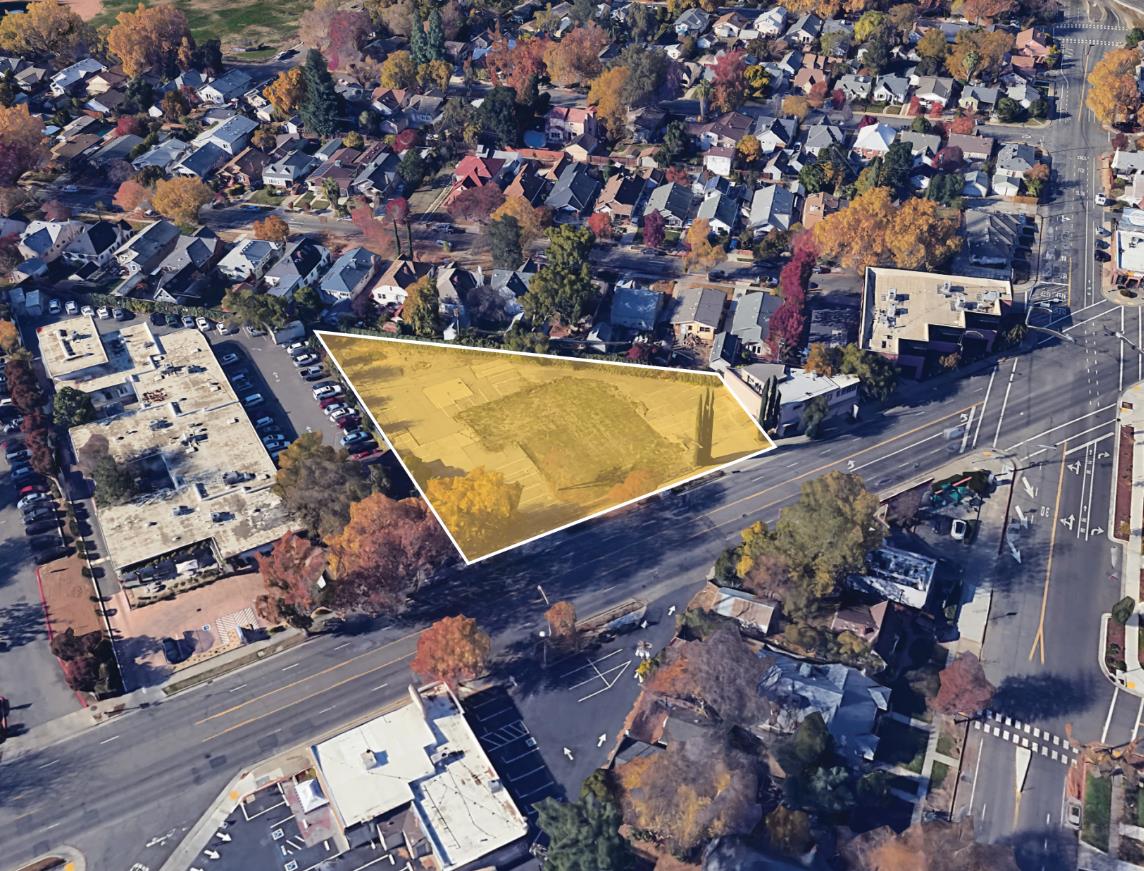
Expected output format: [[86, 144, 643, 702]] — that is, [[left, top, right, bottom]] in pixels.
[[351, 448, 384, 463], [335, 415, 361, 430], [19, 484, 47, 496], [318, 396, 342, 410]]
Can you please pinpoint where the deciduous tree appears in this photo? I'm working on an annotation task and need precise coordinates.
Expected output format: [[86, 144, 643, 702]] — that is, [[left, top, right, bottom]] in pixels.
[[152, 176, 212, 227], [712, 50, 747, 113], [1087, 47, 1142, 126], [683, 218, 723, 270], [805, 343, 842, 376], [0, 319, 19, 355], [425, 466, 522, 549], [486, 29, 548, 101], [52, 386, 95, 427], [107, 3, 192, 78], [934, 652, 995, 717], [781, 94, 810, 121], [491, 196, 545, 247], [0, 0, 91, 62], [252, 215, 290, 243], [588, 66, 630, 139], [489, 215, 523, 268], [884, 197, 961, 270], [448, 184, 505, 222], [327, 493, 451, 612], [642, 210, 665, 249], [264, 67, 306, 117], [545, 600, 578, 646], [766, 806, 813, 857], [274, 431, 378, 537], [411, 615, 492, 686], [962, 0, 1016, 23], [946, 28, 1014, 83], [402, 274, 439, 337], [0, 104, 44, 187], [379, 50, 417, 89], [255, 531, 326, 629], [586, 211, 613, 240], [544, 23, 608, 86], [524, 225, 596, 325]]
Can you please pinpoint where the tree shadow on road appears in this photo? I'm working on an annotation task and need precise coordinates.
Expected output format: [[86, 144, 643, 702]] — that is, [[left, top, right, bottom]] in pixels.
[[1003, 825, 1076, 871], [991, 672, 1097, 721], [0, 601, 48, 651]]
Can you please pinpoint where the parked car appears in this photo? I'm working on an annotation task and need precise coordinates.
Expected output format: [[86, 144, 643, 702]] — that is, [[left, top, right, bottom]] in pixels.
[[951, 518, 968, 541], [336, 415, 361, 430], [216, 321, 235, 335], [181, 315, 195, 329], [17, 492, 51, 510], [260, 432, 287, 444], [292, 353, 318, 367], [350, 448, 384, 463], [263, 438, 291, 452], [80, 305, 94, 316], [1095, 192, 1108, 206], [252, 416, 275, 430], [329, 407, 355, 421], [23, 520, 57, 536], [6, 449, 29, 463], [286, 342, 309, 356], [96, 306, 110, 319], [324, 403, 348, 417], [113, 307, 127, 321], [161, 637, 188, 664], [244, 325, 266, 337], [313, 383, 343, 399], [340, 430, 372, 446], [47, 298, 61, 315], [242, 393, 264, 407], [22, 507, 55, 525], [65, 300, 78, 315], [300, 367, 326, 381], [196, 316, 211, 332], [165, 314, 182, 328], [28, 534, 63, 551], [318, 396, 343, 410], [219, 352, 240, 366]]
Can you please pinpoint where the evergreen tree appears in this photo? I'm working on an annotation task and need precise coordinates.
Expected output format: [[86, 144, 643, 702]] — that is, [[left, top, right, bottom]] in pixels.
[[410, 8, 427, 66], [694, 387, 715, 465], [489, 215, 522, 268], [300, 49, 339, 136], [758, 375, 780, 434], [522, 225, 595, 324], [425, 7, 445, 63], [536, 794, 629, 871]]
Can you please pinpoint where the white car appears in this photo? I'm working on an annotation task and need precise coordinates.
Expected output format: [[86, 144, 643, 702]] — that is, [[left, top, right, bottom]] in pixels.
[[80, 305, 94, 316], [96, 306, 110, 319], [196, 316, 211, 332], [286, 342, 308, 356], [216, 321, 235, 335], [330, 406, 355, 421], [1095, 192, 1108, 206], [292, 353, 318, 367], [65, 300, 78, 314], [951, 518, 968, 541]]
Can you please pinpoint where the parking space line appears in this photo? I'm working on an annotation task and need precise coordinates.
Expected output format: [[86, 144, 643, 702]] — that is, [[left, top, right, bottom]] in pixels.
[[578, 660, 631, 702], [506, 764, 548, 783], [559, 648, 623, 680], [568, 661, 630, 691]]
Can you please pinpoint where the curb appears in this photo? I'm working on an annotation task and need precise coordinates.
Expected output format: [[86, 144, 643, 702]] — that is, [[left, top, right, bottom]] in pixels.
[[1109, 406, 1126, 545], [162, 629, 310, 696]]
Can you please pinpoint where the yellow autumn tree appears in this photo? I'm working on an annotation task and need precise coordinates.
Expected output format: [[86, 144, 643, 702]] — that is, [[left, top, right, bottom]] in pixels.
[[736, 134, 762, 165], [588, 66, 629, 140], [490, 195, 545, 246], [544, 22, 608, 86], [0, 320, 19, 354], [812, 186, 896, 271], [263, 68, 305, 117], [152, 176, 213, 227], [107, 3, 192, 78], [418, 59, 453, 91], [425, 467, 523, 550], [884, 198, 961, 270], [0, 103, 46, 186], [781, 94, 810, 121], [379, 50, 417, 89], [1087, 47, 1142, 126], [0, 0, 91, 62], [683, 218, 724, 270]]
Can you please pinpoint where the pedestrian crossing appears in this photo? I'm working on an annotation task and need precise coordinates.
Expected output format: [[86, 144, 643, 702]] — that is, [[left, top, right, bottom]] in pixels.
[[1057, 37, 1124, 47], [974, 710, 1079, 765], [216, 606, 256, 646], [1056, 21, 1128, 32]]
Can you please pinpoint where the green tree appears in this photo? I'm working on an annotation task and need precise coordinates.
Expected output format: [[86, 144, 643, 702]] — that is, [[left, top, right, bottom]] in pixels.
[[300, 48, 340, 136], [1127, 27, 1144, 48], [800, 395, 829, 438], [292, 284, 323, 324], [765, 806, 813, 858], [655, 119, 691, 167], [862, 30, 894, 74], [409, 7, 426, 65], [403, 274, 439, 337], [854, 10, 887, 43], [397, 148, 426, 191], [489, 214, 523, 268], [222, 288, 290, 330], [273, 431, 379, 537], [52, 385, 95, 427], [799, 162, 827, 194], [994, 95, 1022, 122], [877, 140, 913, 197], [839, 343, 898, 400], [926, 172, 963, 208], [425, 6, 445, 62], [523, 225, 595, 325], [477, 85, 519, 147], [536, 794, 629, 871], [92, 455, 137, 506]]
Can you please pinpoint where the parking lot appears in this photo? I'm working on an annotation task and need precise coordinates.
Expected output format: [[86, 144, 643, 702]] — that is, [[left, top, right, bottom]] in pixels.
[[0, 453, 80, 736]]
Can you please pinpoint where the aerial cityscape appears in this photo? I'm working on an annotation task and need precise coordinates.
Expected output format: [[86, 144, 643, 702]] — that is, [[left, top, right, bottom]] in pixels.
[[0, 0, 1140, 867]]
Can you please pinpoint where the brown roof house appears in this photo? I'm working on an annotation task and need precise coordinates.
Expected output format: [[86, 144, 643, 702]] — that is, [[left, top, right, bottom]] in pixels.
[[688, 582, 778, 638]]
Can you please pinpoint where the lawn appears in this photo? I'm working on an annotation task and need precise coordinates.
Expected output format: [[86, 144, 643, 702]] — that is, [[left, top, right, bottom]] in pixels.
[[936, 731, 958, 759], [247, 188, 286, 206], [1082, 771, 1112, 851], [929, 761, 950, 791], [1138, 787, 1144, 828], [876, 719, 930, 774], [93, 0, 311, 50]]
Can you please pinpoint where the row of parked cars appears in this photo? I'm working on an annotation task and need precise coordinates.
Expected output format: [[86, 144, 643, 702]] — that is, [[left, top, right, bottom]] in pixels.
[[5, 441, 67, 564], [308, 366, 381, 461]]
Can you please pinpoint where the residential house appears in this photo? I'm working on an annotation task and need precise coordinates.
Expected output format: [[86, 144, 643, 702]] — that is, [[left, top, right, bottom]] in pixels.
[[724, 362, 860, 436], [912, 75, 955, 110], [351, 150, 401, 201], [171, 142, 229, 179], [992, 142, 1036, 197], [1122, 177, 1144, 210], [406, 94, 444, 127], [754, 6, 788, 38], [696, 191, 740, 236], [436, 263, 478, 324], [264, 238, 331, 300], [801, 191, 843, 229], [84, 89, 128, 116], [803, 123, 845, 154], [792, 54, 828, 95], [785, 12, 822, 45], [1015, 28, 1052, 62], [836, 73, 872, 103], [132, 138, 191, 172], [596, 172, 647, 225], [674, 7, 711, 37], [1113, 150, 1144, 178], [897, 130, 942, 166], [758, 652, 891, 762], [753, 115, 798, 154], [704, 146, 735, 178], [545, 162, 601, 218], [713, 10, 751, 40], [946, 132, 994, 163], [690, 582, 777, 637], [830, 602, 888, 646], [218, 147, 270, 190], [747, 184, 796, 235], [962, 170, 991, 197], [63, 220, 129, 269], [642, 182, 694, 229], [308, 146, 364, 197], [198, 69, 254, 104], [666, 286, 724, 340], [851, 122, 896, 161], [263, 149, 318, 189], [610, 283, 664, 331], [859, 266, 1011, 378], [319, 246, 379, 303], [872, 73, 910, 105], [217, 239, 282, 283], [503, 163, 549, 205], [50, 58, 105, 96], [372, 258, 433, 307], [19, 220, 84, 264], [546, 105, 599, 145], [711, 291, 783, 360], [115, 221, 182, 275], [848, 546, 937, 610], [959, 209, 1028, 275], [195, 115, 259, 156], [692, 111, 754, 150], [445, 153, 510, 206], [958, 84, 999, 115]]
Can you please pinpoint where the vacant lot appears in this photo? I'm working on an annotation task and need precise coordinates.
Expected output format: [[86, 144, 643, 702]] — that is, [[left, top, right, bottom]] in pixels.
[[321, 333, 771, 561], [93, 0, 310, 51]]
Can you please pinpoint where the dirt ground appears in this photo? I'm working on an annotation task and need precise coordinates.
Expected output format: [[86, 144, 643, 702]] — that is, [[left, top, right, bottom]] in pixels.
[[37, 556, 103, 641], [64, 0, 102, 21], [107, 572, 267, 688]]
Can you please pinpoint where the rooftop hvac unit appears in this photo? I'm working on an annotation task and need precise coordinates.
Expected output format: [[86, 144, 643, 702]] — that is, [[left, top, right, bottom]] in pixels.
[[939, 281, 952, 295]]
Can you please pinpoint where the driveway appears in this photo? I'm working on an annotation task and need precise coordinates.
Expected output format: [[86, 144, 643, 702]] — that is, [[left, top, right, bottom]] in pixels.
[[0, 456, 80, 737]]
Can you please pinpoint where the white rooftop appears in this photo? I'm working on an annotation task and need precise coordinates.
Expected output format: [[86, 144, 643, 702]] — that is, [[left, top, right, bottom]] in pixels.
[[314, 683, 528, 871]]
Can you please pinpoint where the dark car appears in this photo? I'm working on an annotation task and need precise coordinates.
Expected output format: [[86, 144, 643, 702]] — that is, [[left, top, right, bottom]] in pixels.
[[33, 546, 68, 565], [161, 637, 188, 664], [22, 507, 56, 524], [165, 314, 182, 328], [23, 520, 57, 536], [151, 312, 167, 326], [28, 534, 63, 551], [1095, 250, 1111, 262]]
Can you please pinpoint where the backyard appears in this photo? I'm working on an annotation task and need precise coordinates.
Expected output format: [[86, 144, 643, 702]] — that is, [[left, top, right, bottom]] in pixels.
[[91, 0, 310, 51], [875, 718, 929, 774], [1083, 770, 1112, 851]]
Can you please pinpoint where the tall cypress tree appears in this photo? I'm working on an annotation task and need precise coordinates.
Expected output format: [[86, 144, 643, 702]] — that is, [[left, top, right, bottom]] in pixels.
[[410, 8, 427, 66], [300, 49, 340, 136], [425, 7, 445, 62]]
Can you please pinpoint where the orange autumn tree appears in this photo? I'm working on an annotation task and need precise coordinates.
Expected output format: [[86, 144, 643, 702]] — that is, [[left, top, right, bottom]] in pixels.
[[425, 466, 522, 552], [0, 104, 45, 187], [263, 67, 305, 117], [107, 3, 193, 78], [491, 195, 546, 246], [255, 531, 327, 629], [253, 215, 290, 243], [152, 176, 212, 226], [545, 600, 578, 646], [1087, 47, 1143, 126], [0, 0, 91, 62], [544, 22, 608, 86], [411, 615, 492, 687]]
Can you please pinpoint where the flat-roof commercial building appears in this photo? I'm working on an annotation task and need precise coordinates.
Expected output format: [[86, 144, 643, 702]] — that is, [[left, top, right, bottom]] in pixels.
[[859, 267, 1012, 378], [846, 545, 937, 610], [1114, 208, 1144, 286], [52, 318, 295, 576], [312, 683, 529, 871]]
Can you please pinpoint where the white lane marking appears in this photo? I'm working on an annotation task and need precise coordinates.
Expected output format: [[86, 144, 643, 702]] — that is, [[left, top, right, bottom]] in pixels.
[[1103, 686, 1120, 744], [972, 369, 996, 449], [960, 406, 975, 453], [992, 358, 1019, 448], [100, 735, 120, 744], [229, 683, 247, 693], [281, 663, 299, 671]]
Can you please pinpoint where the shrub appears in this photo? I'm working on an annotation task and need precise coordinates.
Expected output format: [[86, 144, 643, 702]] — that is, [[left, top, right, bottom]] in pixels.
[[1113, 596, 1136, 625]]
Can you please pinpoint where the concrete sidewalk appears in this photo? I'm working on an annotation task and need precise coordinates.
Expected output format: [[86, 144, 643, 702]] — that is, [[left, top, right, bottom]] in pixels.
[[1108, 384, 1144, 695]]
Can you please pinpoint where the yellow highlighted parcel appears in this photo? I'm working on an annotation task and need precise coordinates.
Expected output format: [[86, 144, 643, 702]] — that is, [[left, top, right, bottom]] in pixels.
[[318, 333, 775, 562]]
